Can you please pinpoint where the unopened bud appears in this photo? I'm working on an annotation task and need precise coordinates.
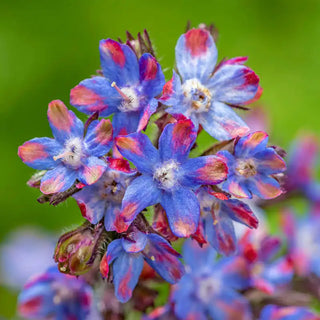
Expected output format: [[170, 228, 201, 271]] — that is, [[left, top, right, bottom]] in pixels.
[[54, 223, 104, 276]]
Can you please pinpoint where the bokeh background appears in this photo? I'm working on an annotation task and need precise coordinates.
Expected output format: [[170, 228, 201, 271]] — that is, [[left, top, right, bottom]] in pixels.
[[1, 0, 320, 317]]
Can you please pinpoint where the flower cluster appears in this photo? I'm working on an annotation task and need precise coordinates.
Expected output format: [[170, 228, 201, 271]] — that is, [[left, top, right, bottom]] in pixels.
[[16, 24, 320, 320]]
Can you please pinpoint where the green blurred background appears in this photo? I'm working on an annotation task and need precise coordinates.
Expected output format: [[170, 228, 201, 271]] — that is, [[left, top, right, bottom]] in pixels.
[[1, 0, 320, 317]]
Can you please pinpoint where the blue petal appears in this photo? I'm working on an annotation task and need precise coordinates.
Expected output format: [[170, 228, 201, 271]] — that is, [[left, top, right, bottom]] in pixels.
[[112, 110, 141, 136], [180, 156, 228, 188], [221, 175, 252, 199], [207, 290, 252, 320], [217, 150, 236, 170], [221, 199, 258, 229], [159, 70, 183, 107], [47, 100, 84, 144], [40, 165, 77, 194], [122, 230, 148, 253], [99, 39, 139, 87], [117, 175, 161, 232], [115, 132, 160, 174], [247, 174, 282, 199], [84, 119, 113, 157], [182, 239, 216, 271], [144, 233, 184, 283], [161, 187, 200, 237], [18, 137, 62, 170], [197, 101, 249, 141], [158, 120, 197, 163], [204, 212, 237, 256], [254, 148, 286, 175], [235, 131, 269, 158], [208, 64, 259, 105], [139, 53, 165, 99], [70, 76, 120, 116], [112, 252, 144, 303], [73, 183, 106, 224], [106, 239, 124, 265], [78, 156, 107, 186], [175, 28, 217, 82], [104, 203, 121, 232]]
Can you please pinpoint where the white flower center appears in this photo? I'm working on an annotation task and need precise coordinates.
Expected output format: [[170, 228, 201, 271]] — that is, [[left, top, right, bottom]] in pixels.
[[153, 160, 179, 190], [111, 82, 140, 112], [236, 158, 257, 178], [182, 78, 212, 113], [196, 275, 221, 304], [53, 137, 83, 168], [100, 171, 127, 203]]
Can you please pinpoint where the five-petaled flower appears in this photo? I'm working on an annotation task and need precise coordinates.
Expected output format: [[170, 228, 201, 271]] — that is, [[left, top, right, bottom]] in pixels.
[[18, 100, 113, 194], [100, 228, 184, 303], [18, 266, 92, 320], [70, 39, 165, 136], [172, 239, 252, 320], [197, 186, 258, 255], [73, 158, 136, 231], [160, 28, 260, 141], [115, 120, 228, 237], [218, 131, 286, 199]]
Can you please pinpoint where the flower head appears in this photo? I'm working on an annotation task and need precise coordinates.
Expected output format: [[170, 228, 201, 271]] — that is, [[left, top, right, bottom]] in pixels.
[[70, 39, 165, 135], [73, 158, 136, 231], [115, 120, 228, 237], [100, 228, 184, 302], [172, 240, 251, 320], [234, 229, 293, 294], [160, 28, 260, 140], [282, 210, 320, 277], [18, 100, 113, 194], [197, 187, 258, 255], [260, 305, 320, 320], [218, 131, 286, 199], [18, 266, 92, 320]]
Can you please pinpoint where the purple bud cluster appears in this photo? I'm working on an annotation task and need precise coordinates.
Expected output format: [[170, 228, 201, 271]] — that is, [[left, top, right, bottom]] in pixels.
[[14, 24, 320, 320]]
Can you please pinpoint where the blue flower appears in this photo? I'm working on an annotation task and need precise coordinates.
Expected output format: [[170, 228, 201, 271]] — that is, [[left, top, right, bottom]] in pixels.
[[218, 131, 286, 199], [115, 120, 228, 237], [73, 158, 136, 231], [18, 266, 92, 320], [70, 39, 165, 136], [18, 100, 113, 194], [234, 229, 293, 294], [100, 228, 184, 303], [282, 210, 320, 277], [260, 305, 320, 320], [160, 28, 260, 141], [197, 187, 258, 255], [172, 240, 252, 320]]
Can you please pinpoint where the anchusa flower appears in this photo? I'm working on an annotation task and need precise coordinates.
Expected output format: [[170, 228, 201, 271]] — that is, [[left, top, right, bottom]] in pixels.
[[160, 27, 260, 141], [16, 23, 320, 320], [285, 134, 320, 213], [99, 227, 184, 302], [235, 229, 293, 294], [282, 209, 320, 277], [70, 38, 165, 136], [197, 186, 258, 255], [73, 158, 136, 231], [18, 266, 92, 320], [115, 119, 228, 237], [259, 305, 320, 320], [218, 131, 286, 199], [18, 100, 113, 194], [171, 240, 252, 320]]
